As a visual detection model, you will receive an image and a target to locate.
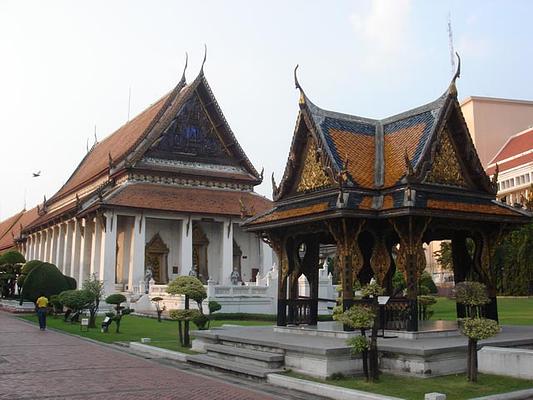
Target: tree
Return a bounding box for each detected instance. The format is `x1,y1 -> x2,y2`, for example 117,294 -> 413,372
105,293 -> 133,333
59,289 -> 94,322
151,297 -> 165,322
20,262 -> 71,303
455,281 -> 500,382
166,276 -> 207,347
82,274 -> 105,328
0,251 -> 25,298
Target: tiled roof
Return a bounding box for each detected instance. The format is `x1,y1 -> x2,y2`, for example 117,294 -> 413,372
0,207 -> 39,251
251,202 -> 331,225
489,127 -> 533,165
24,202 -> 78,233
50,94 -> 172,202
103,183 -> 272,217
302,94 -> 444,190
486,127 -> 533,175
426,199 -> 521,216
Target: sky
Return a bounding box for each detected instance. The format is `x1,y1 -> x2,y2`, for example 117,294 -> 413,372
1,0 -> 532,220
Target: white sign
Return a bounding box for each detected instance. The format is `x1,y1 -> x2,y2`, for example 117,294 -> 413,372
81,318 -> 89,326
377,296 -> 391,305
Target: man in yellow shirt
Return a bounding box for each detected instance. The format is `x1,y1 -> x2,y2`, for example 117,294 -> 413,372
35,294 -> 49,331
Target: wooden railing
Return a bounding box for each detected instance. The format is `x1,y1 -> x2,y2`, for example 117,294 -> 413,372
278,299 -> 318,326
345,298 -> 418,332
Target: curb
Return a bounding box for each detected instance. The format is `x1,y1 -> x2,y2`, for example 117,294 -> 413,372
469,388 -> 533,400
129,342 -> 188,362
266,373 -> 404,400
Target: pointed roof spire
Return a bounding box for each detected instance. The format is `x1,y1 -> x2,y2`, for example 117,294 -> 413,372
180,52 -> 188,84
294,64 -> 306,105
200,44 -> 207,73
448,52 -> 461,97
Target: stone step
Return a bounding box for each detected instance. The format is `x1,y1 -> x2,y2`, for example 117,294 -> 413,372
205,343 -> 284,369
186,354 -> 284,378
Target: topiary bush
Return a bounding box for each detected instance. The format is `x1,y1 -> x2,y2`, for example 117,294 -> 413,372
419,272 -> 438,294
105,293 -> 132,333
21,262 -> 71,303
64,276 -> 77,290
0,250 -> 26,266
58,289 -> 94,317
17,260 -> 44,287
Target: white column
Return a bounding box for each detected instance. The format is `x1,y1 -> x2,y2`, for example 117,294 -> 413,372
62,221 -> 74,275
261,239 -> 273,272
30,235 -> 36,260
45,228 -> 53,262
41,230 -> 47,261
55,224 -> 65,271
90,217 -> 102,277
79,218 -> 93,285
221,218 -> 233,284
129,214 -> 146,292
179,218 -> 193,276
37,232 -> 43,260
101,211 -> 118,295
70,219 -> 82,281
25,236 -> 32,260
50,226 -> 59,266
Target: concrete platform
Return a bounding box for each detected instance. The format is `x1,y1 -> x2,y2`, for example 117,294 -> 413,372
192,323 -> 533,379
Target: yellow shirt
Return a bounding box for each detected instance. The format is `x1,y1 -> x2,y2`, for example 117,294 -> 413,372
36,296 -> 48,308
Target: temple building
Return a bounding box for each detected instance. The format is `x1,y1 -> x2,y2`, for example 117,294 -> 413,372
243,64 -> 532,330
5,61 -> 272,295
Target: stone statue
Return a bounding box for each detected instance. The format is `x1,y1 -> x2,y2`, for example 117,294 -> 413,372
144,267 -> 153,294
230,269 -> 240,285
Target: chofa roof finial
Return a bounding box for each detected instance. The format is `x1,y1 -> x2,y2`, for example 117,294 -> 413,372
200,44 -> 207,72
180,52 -> 188,83
294,64 -> 306,105
449,52 -> 461,96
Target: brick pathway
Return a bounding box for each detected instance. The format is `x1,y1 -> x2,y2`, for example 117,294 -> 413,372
0,312 -> 281,400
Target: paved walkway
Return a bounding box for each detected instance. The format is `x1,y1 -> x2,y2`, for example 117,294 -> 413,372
0,312 -> 282,400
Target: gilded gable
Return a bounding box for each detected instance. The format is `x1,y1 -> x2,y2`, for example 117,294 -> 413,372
296,140 -> 332,192
425,128 -> 468,187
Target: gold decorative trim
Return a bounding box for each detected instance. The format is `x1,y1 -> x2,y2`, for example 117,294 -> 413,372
296,140 -> 332,192
425,128 -> 467,187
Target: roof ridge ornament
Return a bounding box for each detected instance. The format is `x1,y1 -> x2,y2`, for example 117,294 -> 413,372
200,44 -> 207,73
294,64 -> 306,105
271,172 -> 279,198
180,52 -> 188,84
448,52 -> 461,97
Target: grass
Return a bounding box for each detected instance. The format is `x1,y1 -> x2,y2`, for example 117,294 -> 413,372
431,296 -> 533,325
285,371 -> 533,400
20,314 -> 272,354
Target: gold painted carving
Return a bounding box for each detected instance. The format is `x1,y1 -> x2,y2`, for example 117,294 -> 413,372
297,140 -> 332,192
370,234 -> 391,284
425,128 -> 467,187
328,220 -> 364,293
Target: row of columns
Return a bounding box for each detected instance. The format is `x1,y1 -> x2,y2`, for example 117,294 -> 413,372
22,212 -> 240,293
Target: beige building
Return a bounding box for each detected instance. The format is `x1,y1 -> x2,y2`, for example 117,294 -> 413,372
460,96 -> 533,167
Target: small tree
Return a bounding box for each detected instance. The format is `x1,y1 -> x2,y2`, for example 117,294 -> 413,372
105,293 -> 133,333
59,289 -> 94,322
335,304 -> 374,380
166,276 -> 207,347
360,282 -> 384,381
82,274 -> 105,328
169,309 -> 201,346
455,281 -> 500,382
151,296 -> 166,322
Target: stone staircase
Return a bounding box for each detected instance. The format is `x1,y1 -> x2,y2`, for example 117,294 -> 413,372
186,341 -> 285,378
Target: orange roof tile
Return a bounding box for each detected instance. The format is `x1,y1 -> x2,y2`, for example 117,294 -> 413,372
0,207 -> 39,251
426,199 -> 519,216
250,202 -> 330,225
490,127 -> 533,165
104,184 -> 271,217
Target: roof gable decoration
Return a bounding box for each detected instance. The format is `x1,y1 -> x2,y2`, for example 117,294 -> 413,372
295,138 -> 334,193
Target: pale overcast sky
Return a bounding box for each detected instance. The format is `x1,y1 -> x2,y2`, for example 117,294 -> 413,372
1,0 -> 532,219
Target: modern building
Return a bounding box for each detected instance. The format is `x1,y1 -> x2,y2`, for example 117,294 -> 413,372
3,63 -> 273,295
486,127 -> 533,206
460,96 -> 533,167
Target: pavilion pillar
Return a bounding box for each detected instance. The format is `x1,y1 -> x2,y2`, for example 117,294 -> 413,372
369,231 -> 392,286
179,218 -> 193,276
302,237 -> 320,326
473,231 -> 500,322
79,218 -> 93,285
265,234 -> 288,326
451,232 -> 471,319
221,218 -> 233,284
55,224 -> 65,270
129,214 -> 145,293
101,211 -> 118,295
62,221 -> 74,276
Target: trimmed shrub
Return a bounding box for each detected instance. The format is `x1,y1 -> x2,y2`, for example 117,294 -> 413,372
105,293 -> 132,333
17,260 -> 44,287
58,289 -> 94,312
0,251 -> 26,265
419,272 -> 438,294
21,262 -> 70,303
64,276 -> 77,290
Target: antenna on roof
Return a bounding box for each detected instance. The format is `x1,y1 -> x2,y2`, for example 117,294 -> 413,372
94,125 -> 98,145
447,12 -> 455,78
127,86 -> 132,122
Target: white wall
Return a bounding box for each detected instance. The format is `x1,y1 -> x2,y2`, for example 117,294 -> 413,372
233,223 -> 261,282
145,218 -> 181,281
195,220 -> 223,283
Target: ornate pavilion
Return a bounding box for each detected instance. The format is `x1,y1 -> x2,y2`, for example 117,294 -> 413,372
243,63 -> 532,331
9,58 -> 272,295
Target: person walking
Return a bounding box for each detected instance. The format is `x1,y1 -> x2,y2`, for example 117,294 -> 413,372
35,294 -> 49,331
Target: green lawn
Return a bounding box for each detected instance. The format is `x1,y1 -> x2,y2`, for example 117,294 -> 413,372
286,371 -> 533,400
431,296 -> 533,325
20,314 -> 272,354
